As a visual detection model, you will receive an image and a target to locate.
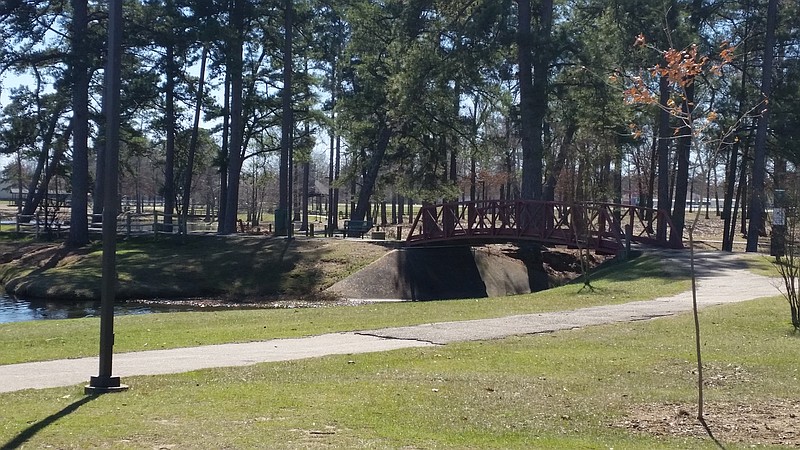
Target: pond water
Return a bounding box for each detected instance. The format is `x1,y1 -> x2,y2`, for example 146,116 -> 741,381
0,295 -> 208,324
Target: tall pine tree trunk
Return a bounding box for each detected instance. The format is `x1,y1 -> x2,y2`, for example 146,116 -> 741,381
656,76 -> 671,242
517,0 -> 551,200
613,141 -> 623,205
746,0 -> 778,251
300,161 -> 309,231
327,69 -> 336,231
352,126 -> 391,222
92,120 -> 105,223
217,69 -> 230,233
333,134 -> 341,226
397,194 -> 404,224
722,142 -> 738,251
516,0 -> 535,199
544,122 -> 575,201
221,0 -> 245,235
67,0 -> 89,246
644,135 -> 657,228
22,105 -> 63,218
180,44 -> 208,231
276,0 -> 293,236
163,42 -> 177,229
671,83 -> 694,247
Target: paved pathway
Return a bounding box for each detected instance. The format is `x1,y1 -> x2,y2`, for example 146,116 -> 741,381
0,251 -> 782,394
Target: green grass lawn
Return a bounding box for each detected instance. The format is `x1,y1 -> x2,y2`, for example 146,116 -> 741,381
1,296 -> 797,449
0,249 -> 792,448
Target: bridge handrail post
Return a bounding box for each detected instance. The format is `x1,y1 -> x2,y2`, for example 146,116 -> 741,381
624,224 -> 632,259
427,203 -> 442,238
628,205 -> 636,236
596,204 -> 605,236
405,204 -> 424,242
467,202 -> 476,234
447,202 -> 458,237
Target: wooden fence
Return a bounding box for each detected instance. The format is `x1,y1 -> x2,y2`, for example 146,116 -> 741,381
2,211 -> 218,238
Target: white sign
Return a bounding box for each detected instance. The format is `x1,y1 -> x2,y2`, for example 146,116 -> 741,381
774,208 -> 785,226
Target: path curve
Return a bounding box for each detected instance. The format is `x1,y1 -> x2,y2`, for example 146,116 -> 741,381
0,251 -> 781,393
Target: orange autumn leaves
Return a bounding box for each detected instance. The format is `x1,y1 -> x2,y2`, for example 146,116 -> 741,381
622,33 -> 736,139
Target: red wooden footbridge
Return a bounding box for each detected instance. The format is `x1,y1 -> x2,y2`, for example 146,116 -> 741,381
405,200 -> 682,253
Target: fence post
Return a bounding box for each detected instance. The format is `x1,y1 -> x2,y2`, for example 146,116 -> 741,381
126,212 -> 132,238
310,223 -> 315,237
153,211 -> 158,235
397,225 -> 402,240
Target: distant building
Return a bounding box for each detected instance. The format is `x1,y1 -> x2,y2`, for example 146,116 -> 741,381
0,180 -> 70,207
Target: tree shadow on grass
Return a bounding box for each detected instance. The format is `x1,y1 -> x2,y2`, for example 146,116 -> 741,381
3,244 -> 101,300
587,254 -> 662,282
1,395 -> 96,450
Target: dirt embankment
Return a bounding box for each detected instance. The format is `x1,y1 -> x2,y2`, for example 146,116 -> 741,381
0,237 -> 394,302
0,237 -> 606,303
327,244 -> 610,301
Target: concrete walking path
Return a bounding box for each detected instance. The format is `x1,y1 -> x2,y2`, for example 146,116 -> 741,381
0,251 -> 782,394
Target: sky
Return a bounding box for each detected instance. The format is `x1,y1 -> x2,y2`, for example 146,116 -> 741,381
0,72 -> 33,170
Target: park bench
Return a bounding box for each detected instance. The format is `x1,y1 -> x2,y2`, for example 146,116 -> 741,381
343,219 -> 373,238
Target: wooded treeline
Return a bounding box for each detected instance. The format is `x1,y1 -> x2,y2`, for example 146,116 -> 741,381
0,0 -> 797,250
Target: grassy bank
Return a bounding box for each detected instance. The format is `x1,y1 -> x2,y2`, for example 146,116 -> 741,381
0,233 -> 390,300
0,254 -> 694,365
1,296 -> 797,449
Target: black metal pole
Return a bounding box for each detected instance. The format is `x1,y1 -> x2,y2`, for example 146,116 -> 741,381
86,0 -> 127,394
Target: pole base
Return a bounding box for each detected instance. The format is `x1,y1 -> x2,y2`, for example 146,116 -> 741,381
85,376 -> 129,395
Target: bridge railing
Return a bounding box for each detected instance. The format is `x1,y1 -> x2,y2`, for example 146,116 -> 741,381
405,200 -> 681,252
581,202 -> 681,248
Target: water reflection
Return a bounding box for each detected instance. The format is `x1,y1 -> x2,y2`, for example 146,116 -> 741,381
0,295 -> 205,324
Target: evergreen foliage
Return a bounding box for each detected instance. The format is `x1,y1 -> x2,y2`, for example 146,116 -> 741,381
0,0 -> 795,245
